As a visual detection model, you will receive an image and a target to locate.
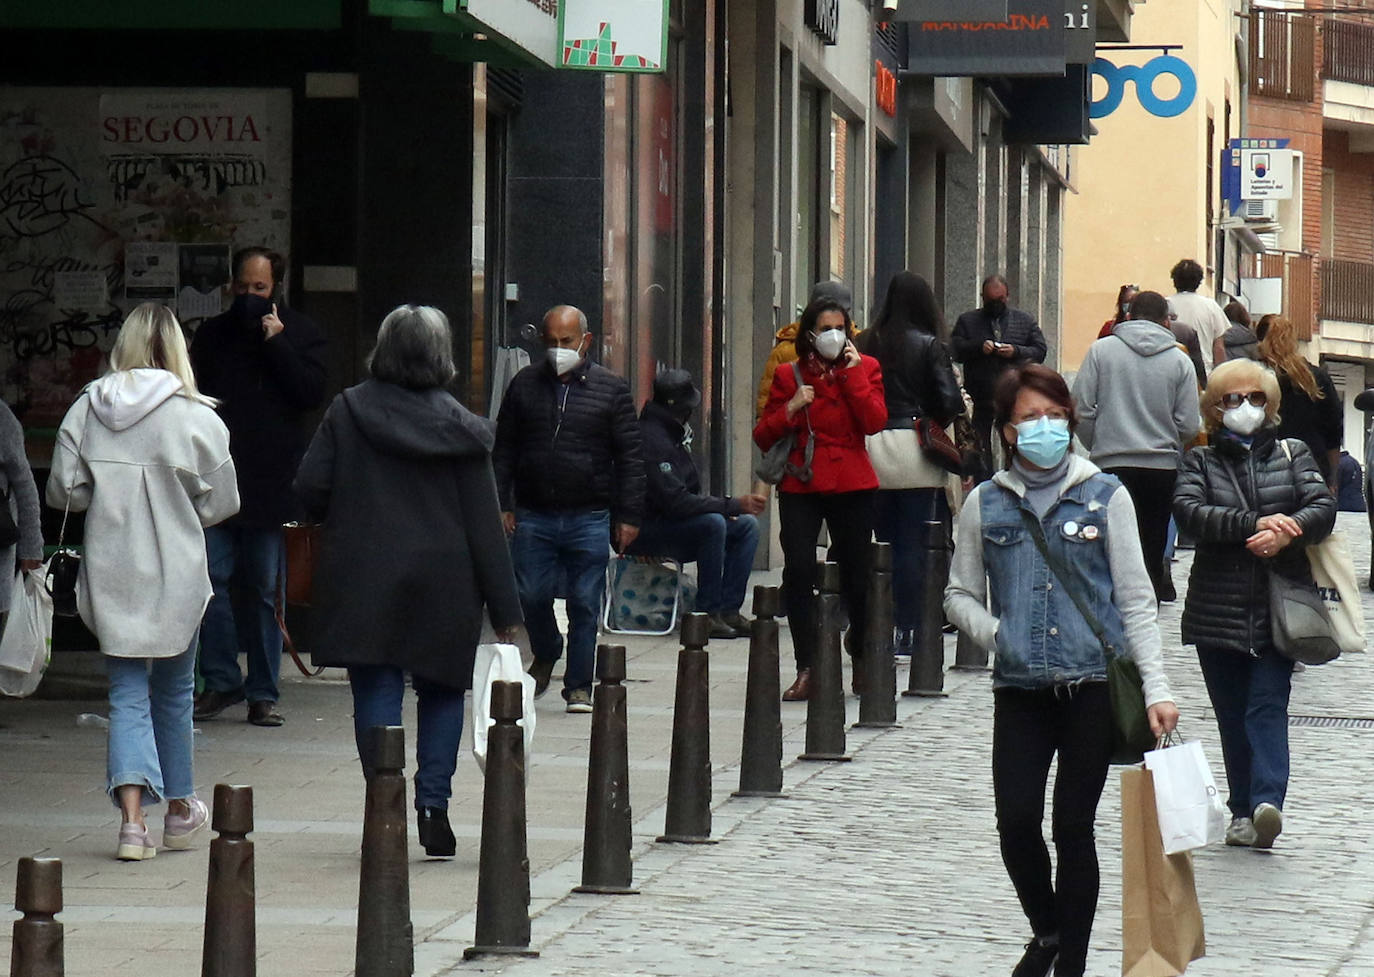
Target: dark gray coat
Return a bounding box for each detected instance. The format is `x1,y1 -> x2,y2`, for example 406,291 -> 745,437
293,380 -> 523,688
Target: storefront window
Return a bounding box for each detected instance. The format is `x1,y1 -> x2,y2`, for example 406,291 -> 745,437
795,87 -> 820,318
602,74 -> 631,379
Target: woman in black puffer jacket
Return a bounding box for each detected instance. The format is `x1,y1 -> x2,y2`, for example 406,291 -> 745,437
1173,359 -> 1335,853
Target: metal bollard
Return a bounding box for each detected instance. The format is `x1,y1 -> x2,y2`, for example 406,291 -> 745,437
574,645 -> 638,894
356,726 -> 413,977
857,542 -> 899,728
733,586 -> 785,797
657,613 -> 716,843
905,519 -> 951,698
11,856 -> 62,977
465,681 -> 538,959
203,784 -> 256,977
800,562 -> 851,761
952,627 -> 990,671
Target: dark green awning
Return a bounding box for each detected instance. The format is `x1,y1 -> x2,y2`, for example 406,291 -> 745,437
1,0 -> 342,30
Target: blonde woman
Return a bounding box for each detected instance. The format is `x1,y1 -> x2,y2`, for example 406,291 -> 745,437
1173,359 -> 1335,850
1257,314 -> 1342,489
48,303 -> 239,860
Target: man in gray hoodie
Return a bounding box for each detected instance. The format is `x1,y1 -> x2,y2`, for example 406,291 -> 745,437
1072,290 -> 1200,601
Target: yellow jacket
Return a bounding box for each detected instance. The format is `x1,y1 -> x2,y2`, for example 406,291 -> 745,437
755,321 -> 799,416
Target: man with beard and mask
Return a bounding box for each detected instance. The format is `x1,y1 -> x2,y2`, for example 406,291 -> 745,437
627,369 -> 765,640
951,275 -> 1047,479
493,305 -> 644,713
189,247 -> 327,727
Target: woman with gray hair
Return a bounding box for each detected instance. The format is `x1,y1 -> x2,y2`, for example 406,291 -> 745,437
1173,358 -> 1336,851
293,305 -> 524,857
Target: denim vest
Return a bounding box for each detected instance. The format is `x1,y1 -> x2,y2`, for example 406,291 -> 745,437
979,472 -> 1125,690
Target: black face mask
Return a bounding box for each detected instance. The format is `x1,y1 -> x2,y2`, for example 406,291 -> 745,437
231,292 -> 273,322
983,299 -> 1007,319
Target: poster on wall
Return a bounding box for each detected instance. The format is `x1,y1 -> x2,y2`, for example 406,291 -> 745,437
559,0 -> 668,73
0,86 -> 290,428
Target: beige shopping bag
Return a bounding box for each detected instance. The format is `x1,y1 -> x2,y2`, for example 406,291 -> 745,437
1121,768 -> 1206,976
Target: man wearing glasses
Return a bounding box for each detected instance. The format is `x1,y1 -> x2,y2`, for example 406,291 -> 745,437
1072,290 -> 1201,602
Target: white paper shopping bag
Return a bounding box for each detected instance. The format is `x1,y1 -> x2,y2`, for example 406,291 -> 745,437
1143,740 -> 1228,855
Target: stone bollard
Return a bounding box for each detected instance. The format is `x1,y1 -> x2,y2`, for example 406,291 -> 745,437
11,856 -> 62,977
904,520 -> 951,698
857,542 -> 899,728
203,784 -> 256,977
465,681 -> 538,959
574,644 -> 638,894
356,726 -> 413,977
656,613 -> 717,843
952,627 -> 990,671
733,586 -> 785,798
800,563 -> 851,761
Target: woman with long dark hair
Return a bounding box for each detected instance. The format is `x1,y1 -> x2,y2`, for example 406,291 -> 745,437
1096,284 -> 1138,339
754,296 -> 887,700
857,271 -> 964,655
1257,315 -> 1342,489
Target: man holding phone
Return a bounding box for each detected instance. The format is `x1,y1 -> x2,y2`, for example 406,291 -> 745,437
951,274 -> 1048,479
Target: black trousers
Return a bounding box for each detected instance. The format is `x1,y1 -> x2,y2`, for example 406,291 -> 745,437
992,683 -> 1112,977
1103,466 -> 1177,600
777,490 -> 875,671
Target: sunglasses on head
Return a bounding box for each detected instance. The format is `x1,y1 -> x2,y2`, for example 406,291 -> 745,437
1220,391 -> 1267,409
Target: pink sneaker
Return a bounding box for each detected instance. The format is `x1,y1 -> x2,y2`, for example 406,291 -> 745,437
163,797 -> 209,851
116,822 -> 157,861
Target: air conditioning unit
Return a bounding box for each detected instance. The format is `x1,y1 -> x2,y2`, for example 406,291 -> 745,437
1257,230 -> 1281,251
1244,198 -> 1279,222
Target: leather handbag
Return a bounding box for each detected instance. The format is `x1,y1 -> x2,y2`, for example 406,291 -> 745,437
282,522 -> 318,607
1018,508 -> 1156,765
755,362 -> 813,485
914,416 -> 965,475
1268,568 -> 1341,665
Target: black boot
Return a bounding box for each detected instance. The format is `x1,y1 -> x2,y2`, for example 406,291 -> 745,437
417,806 -> 456,857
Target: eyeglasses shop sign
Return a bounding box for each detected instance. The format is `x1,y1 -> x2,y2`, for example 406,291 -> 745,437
806,0 -> 839,45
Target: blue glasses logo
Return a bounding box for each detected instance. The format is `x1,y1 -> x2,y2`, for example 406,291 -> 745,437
1091,55 -> 1198,119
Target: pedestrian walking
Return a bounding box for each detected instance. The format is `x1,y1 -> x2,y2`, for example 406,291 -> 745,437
754,295 -> 887,701
856,271 -> 964,656
626,368 -> 764,639
1095,283 -> 1138,339
951,275 -> 1047,481
0,397 -> 45,595
944,364 -> 1179,977
1217,301 -> 1260,364
1173,358 -> 1336,851
494,305 -> 644,714
1166,258 -> 1228,374
293,305 -> 523,857
1073,290 -> 1200,601
190,246 -> 328,727
48,303 -> 240,861
755,281 -> 854,417
1257,314 -> 1342,490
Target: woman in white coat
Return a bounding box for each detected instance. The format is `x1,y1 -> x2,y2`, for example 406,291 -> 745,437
48,303 -> 239,861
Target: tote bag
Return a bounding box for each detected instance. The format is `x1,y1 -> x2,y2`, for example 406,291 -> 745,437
1305,532 -> 1365,654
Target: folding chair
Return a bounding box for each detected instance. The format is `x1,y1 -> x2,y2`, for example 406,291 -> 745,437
602,553 -> 685,636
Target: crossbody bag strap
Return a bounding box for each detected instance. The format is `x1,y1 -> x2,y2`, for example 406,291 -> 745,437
1016,506 -> 1119,659
788,361 -> 815,475
56,396 -> 93,549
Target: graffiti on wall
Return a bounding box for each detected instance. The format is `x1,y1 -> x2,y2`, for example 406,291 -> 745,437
0,87 -> 291,427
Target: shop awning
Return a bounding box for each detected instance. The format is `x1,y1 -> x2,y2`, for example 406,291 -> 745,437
1,0 -> 342,30
369,0 -> 557,68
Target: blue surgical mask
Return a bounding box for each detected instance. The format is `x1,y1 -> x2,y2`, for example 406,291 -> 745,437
1013,416 -> 1071,469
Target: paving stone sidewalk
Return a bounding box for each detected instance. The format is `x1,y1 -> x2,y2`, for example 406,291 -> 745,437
440,512 -> 1374,977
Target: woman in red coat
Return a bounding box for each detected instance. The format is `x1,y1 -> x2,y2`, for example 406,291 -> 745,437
754,296 -> 888,700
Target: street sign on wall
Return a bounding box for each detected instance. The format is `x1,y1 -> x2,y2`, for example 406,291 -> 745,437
559,0 -> 668,73
903,0 -> 1071,76
1241,148 -> 1295,200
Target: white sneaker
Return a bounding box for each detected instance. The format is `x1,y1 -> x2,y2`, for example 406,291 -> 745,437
1225,816 -> 1257,847
163,796 -> 210,851
116,822 -> 157,861
1252,803 -> 1283,849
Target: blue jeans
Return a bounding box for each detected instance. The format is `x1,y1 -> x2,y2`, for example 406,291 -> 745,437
1197,645 -> 1294,817
106,636 -> 198,808
200,525 -> 284,704
348,666 -> 466,810
628,512 -> 759,614
873,488 -> 951,633
512,508 -> 611,696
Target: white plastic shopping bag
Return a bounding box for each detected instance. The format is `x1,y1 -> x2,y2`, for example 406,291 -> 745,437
1142,739 -> 1228,854
471,642 -> 536,776
0,568 -> 54,698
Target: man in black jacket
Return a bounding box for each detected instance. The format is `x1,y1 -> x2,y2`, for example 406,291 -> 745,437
950,275 -> 1047,478
190,247 -> 327,726
494,305 -> 644,713
628,370 -> 765,640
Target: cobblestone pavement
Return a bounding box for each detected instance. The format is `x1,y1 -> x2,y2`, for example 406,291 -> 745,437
441,513 -> 1374,977
3,515 -> 1373,976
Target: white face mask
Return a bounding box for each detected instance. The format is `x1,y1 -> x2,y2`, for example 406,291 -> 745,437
812,328 -> 847,361
547,339 -> 585,376
1221,401 -> 1266,436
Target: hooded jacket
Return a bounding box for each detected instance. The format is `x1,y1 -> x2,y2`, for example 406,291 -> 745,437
756,321 -> 800,417
293,380 -> 522,687
1072,319 -> 1201,471
639,400 -> 741,521
47,370 -> 239,658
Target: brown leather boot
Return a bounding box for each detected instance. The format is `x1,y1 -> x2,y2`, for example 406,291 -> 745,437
782,668 -> 812,701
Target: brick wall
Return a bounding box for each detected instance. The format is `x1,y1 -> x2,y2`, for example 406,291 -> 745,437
1324,129 -> 1374,262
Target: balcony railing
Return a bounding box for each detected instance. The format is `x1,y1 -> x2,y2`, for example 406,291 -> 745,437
1322,258 -> 1374,325
1243,250 -> 1316,340
1249,10 -> 1316,102
1322,18 -> 1374,87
